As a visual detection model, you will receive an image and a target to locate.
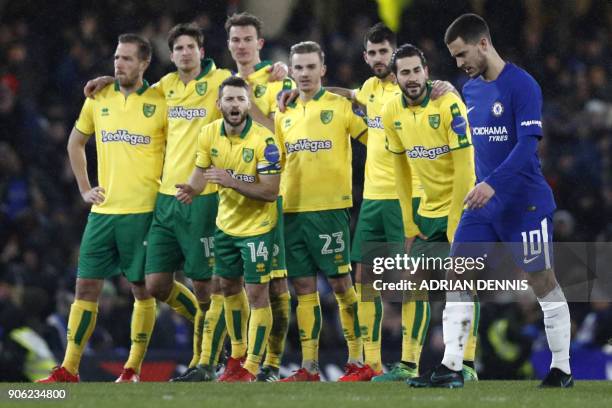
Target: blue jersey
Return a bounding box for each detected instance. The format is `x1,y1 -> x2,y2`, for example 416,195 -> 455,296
463,63 -> 555,217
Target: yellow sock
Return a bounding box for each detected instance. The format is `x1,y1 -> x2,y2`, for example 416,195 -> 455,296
401,299 -> 430,366
124,298 -> 156,373
62,299 -> 98,375
224,289 -> 249,359
296,293 -> 321,367
164,281 -> 197,322
199,294 -> 227,366
243,305 -> 273,375
263,291 -> 290,368
334,287 -> 362,363
188,301 -> 210,368
356,283 -> 383,371
463,296 -> 480,363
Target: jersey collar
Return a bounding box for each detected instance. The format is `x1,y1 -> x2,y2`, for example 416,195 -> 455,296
114,79 -> 150,95
253,60 -> 272,72
287,87 -> 325,109
220,115 -> 253,139
195,58 -> 215,80
401,81 -> 431,109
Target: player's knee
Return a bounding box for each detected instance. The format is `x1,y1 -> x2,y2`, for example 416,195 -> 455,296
269,278 -> 288,297
145,274 -> 172,301
75,278 -> 103,301
130,281 -> 153,301
291,277 -> 316,295
329,274 -> 352,294
526,268 -> 558,298
246,283 -> 270,308
192,279 -> 212,302
219,277 -> 242,296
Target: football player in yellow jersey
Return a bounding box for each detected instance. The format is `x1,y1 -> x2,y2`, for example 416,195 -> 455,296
224,12 -> 293,382
83,23 -> 287,383
38,35 -> 166,384
275,42 -> 368,382
382,44 -> 479,385
176,76 -> 282,382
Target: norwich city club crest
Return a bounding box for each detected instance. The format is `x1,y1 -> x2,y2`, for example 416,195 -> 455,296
320,110 -> 333,124
242,148 -> 254,163
428,114 -> 440,129
143,103 -> 156,117
196,82 -> 208,96
254,84 -> 267,98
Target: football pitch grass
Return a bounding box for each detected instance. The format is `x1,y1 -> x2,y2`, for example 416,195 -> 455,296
1,381 -> 610,408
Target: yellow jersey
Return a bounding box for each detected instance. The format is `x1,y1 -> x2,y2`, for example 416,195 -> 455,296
356,76 -> 423,199
155,58 -> 232,196
383,85 -> 475,219
195,117 -> 282,237
275,88 -> 368,212
243,60 -> 294,116
75,81 -> 166,214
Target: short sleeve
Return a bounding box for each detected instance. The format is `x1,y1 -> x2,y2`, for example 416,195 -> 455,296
381,101 -> 404,154
354,85 -> 367,106
514,74 -> 543,139
440,94 -> 472,150
195,125 -> 213,169
346,101 -> 368,141
256,135 -> 281,175
74,98 -> 95,135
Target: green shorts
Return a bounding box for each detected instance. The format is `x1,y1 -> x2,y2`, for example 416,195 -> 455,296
411,201 -> 449,260
271,197 -> 287,279
284,209 -> 351,279
351,199 -> 404,262
145,193 -> 218,280
78,212 -> 152,282
214,228 -> 275,284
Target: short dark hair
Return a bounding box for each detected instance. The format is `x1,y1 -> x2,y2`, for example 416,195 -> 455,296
289,41 -> 325,64
118,33 -> 152,61
167,23 -> 204,51
224,12 -> 263,38
363,22 -> 396,49
218,76 -> 249,97
390,43 -> 427,74
444,13 -> 491,45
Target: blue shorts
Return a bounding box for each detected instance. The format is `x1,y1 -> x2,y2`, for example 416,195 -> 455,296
450,209 -> 554,273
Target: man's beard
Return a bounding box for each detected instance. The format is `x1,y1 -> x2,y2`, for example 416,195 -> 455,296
372,64 -> 391,79
222,110 -> 248,127
400,82 -> 426,101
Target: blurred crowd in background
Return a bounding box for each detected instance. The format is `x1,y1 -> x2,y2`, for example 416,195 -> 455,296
1,0 -> 611,380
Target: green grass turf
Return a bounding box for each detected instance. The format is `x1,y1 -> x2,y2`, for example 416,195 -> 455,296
1,381 -> 610,408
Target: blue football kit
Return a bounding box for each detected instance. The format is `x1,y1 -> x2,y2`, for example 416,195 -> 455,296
451,63 -> 556,272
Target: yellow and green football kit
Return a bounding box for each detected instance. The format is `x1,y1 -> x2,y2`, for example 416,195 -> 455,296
241,61 -> 295,371
145,59 -> 232,279
241,60 -> 294,281
196,116 -> 281,375
63,81 -> 166,377
383,83 -> 479,373
275,87 -> 367,366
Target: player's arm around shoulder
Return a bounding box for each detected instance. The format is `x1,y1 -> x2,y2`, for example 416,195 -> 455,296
345,97 -> 368,145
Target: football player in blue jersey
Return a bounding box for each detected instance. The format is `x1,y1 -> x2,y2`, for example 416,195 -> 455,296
407,13 -> 572,388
